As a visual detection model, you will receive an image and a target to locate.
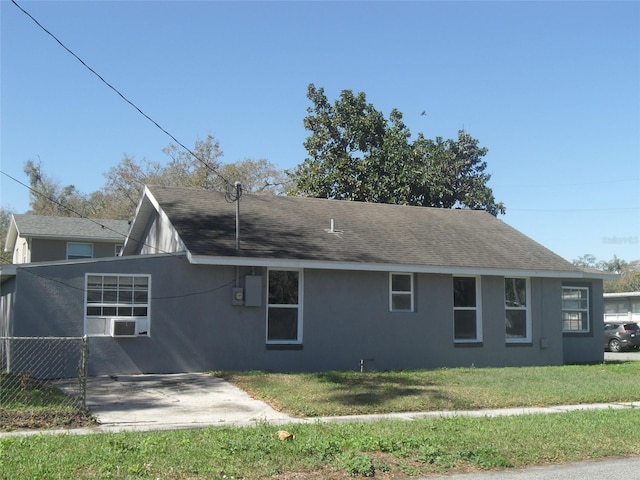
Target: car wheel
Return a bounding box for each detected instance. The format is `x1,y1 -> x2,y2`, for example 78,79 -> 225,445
609,338 -> 622,353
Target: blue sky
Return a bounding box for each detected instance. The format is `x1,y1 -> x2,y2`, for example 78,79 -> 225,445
1,0 -> 639,263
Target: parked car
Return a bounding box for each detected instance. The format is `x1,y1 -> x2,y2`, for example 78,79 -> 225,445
604,322 -> 640,352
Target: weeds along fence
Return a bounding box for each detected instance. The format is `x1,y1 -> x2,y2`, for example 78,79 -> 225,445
0,336 -> 89,410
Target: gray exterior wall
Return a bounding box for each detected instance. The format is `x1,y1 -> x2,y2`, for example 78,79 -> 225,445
28,238 -> 122,263
562,281 -> 604,364
1,256 -> 604,376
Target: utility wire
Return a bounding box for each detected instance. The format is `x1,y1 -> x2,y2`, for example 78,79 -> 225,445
0,170 -> 182,258
10,0 -> 236,195
5,0 -> 249,301
492,177 -> 640,190
1,170 -> 244,300
4,256 -> 239,302
509,207 -> 639,213
1,170 -> 130,240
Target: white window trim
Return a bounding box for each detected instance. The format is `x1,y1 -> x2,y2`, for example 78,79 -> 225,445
67,242 -> 94,260
562,286 -> 590,333
505,277 -> 532,343
84,273 -> 151,337
453,275 -> 483,343
389,272 -> 414,312
266,268 -> 303,344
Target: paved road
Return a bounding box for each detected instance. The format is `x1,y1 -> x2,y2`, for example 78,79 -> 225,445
424,456 -> 640,479
604,350 -> 640,361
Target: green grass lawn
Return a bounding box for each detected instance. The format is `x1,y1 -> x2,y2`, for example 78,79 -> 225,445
216,362 -> 640,416
0,373 -> 94,431
2,409 -> 640,479
2,362 -> 640,479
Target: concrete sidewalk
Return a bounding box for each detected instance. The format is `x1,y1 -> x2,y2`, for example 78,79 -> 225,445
1,372 -> 639,437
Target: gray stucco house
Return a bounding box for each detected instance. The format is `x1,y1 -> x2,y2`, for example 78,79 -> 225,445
1,185 -> 609,375
4,214 -> 129,264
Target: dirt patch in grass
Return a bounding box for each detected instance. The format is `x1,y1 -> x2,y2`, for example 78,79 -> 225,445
0,409 -> 97,432
271,453 -> 480,479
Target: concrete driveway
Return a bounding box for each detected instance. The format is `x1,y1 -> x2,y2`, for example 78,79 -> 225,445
84,373 -> 292,432
66,352 -> 639,434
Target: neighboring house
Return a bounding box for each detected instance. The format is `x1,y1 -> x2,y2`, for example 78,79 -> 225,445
3,214 -> 129,264
604,292 -> 640,324
0,185 -> 611,376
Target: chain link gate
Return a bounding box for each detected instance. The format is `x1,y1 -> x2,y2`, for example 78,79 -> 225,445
0,336 -> 89,411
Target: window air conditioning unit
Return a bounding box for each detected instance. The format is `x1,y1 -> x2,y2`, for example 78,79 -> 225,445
110,319 -> 137,337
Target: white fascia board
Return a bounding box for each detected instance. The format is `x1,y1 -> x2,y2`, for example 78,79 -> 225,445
3,217 -> 19,253
603,291 -> 640,298
122,187 -> 157,254
187,253 -> 604,279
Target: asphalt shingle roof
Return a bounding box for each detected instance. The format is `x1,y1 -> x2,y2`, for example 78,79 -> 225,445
13,214 -> 129,241
147,185 -> 582,274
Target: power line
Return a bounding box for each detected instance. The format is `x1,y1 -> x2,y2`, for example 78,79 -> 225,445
1,170 -> 128,240
0,169 -> 245,300
10,0 -> 236,194
1,170 -> 182,258
509,207 -> 639,213
0,170 -> 248,300
6,256 -> 239,302
491,177 -> 640,190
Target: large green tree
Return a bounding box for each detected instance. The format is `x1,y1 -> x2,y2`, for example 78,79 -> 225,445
289,84 -> 505,216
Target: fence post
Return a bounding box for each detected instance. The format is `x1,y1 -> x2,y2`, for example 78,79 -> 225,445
4,337 -> 11,374
79,335 -> 89,411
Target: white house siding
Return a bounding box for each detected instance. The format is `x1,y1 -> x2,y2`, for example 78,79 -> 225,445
604,293 -> 640,325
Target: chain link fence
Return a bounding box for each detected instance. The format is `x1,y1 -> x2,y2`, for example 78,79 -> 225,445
0,336 -> 88,411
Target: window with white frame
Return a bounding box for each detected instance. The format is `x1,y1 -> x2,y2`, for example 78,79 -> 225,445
505,277 -> 531,342
453,276 -> 481,342
390,273 -> 413,312
562,286 -> 590,332
85,274 -> 150,336
267,269 -> 302,343
67,242 -> 93,260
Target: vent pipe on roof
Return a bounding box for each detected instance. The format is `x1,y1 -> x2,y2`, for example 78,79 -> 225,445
325,218 -> 343,235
